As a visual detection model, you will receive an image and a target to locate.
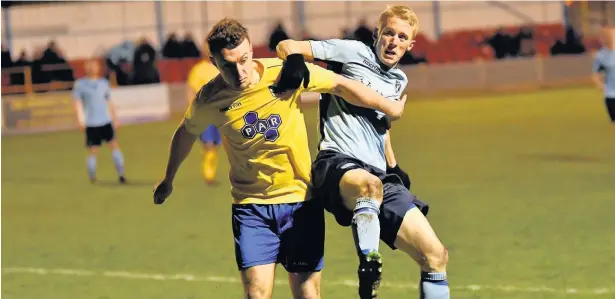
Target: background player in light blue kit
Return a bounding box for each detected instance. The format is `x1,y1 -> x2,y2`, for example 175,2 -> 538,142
277,5 -> 449,299
72,60 -> 126,184
592,25 -> 615,125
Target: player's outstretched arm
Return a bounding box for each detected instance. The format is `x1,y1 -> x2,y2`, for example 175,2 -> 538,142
276,40 -> 315,61
331,75 -> 407,120
153,121 -> 197,204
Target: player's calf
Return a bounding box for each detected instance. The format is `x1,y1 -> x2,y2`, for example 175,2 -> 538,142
394,208 -> 450,299
339,169 -> 384,255
339,169 -> 385,298
86,146 -> 99,183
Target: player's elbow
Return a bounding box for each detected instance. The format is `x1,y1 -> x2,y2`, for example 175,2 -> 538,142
330,76 -> 349,97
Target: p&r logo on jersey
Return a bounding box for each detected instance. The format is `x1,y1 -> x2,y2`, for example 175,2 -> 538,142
240,111 -> 282,142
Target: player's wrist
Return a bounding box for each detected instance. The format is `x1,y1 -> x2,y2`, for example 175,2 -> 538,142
286,53 -> 305,66
386,164 -> 400,172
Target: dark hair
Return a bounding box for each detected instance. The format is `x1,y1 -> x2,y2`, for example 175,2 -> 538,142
207,18 -> 250,54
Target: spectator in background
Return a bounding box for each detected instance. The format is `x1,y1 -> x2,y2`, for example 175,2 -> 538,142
268,21 -> 289,51
486,28 -> 514,59
105,40 -> 135,86
41,40 -> 74,83
10,50 -> 30,86
162,33 -> 183,58
1,44 -> 12,69
551,26 -> 586,56
132,37 -> 159,85
354,18 -> 374,46
341,27 -> 354,40
182,32 -> 201,58
515,26 -> 536,57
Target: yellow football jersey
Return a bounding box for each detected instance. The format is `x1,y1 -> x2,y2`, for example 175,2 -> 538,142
187,60 -> 220,93
184,58 -> 336,205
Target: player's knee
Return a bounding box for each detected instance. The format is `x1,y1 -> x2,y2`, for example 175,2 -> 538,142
423,246 -> 449,273
359,176 -> 383,200
289,272 -> 321,299
245,283 -> 272,299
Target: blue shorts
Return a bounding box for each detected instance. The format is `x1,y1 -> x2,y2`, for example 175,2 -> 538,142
200,125 -> 221,145
231,201 -> 325,272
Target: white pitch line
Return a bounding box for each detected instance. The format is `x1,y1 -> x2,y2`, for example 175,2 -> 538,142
2,267 -> 612,295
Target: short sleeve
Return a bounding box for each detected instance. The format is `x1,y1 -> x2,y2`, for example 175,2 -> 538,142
309,39 -> 370,64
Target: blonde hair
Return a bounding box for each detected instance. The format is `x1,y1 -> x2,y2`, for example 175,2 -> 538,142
377,5 -> 420,39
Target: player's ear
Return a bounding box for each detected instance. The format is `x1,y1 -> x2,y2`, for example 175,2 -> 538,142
407,40 -> 416,52
372,27 -> 378,47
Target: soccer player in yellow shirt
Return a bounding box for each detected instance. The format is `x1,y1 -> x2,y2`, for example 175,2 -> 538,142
153,18 -> 406,299
186,58 -> 221,184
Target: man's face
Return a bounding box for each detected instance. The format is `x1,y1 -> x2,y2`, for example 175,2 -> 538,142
211,39 -> 254,90
375,16 -> 416,68
86,60 -> 100,77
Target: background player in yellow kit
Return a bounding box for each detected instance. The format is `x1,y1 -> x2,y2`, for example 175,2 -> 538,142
186,55 -> 221,184
153,18 -> 406,299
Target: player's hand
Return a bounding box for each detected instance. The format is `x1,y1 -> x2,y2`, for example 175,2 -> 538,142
387,94 -> 407,121
270,53 -> 310,94
153,179 -> 173,205
387,164 -> 411,190
113,119 -> 121,129
275,40 -> 291,61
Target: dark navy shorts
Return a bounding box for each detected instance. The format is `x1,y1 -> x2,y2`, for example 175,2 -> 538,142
200,124 -> 221,145
231,200 -> 325,272
85,122 -> 115,147
311,150 -> 429,250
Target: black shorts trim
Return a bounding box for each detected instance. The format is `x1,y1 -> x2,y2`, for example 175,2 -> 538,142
311,150 -> 429,249
85,123 -> 115,147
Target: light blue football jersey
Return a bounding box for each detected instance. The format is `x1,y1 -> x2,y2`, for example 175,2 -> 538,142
310,39 -> 407,171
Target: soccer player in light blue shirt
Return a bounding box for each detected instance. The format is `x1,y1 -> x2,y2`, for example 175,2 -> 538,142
277,5 -> 450,299
592,25 -> 615,124
72,60 -> 126,183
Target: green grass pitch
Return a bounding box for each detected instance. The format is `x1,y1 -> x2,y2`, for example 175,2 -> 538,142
2,87 -> 615,299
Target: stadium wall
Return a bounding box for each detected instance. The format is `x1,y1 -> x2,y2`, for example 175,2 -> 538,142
4,1 -> 563,60
1,54 -> 593,136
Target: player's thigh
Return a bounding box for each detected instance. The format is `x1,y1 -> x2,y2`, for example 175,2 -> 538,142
393,207 -> 448,273
103,123 -> 115,140
232,204 -> 280,272
280,201 -> 325,273
280,201 -> 324,299
240,264 -> 277,299
85,126 -> 103,149
338,169 -> 384,210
